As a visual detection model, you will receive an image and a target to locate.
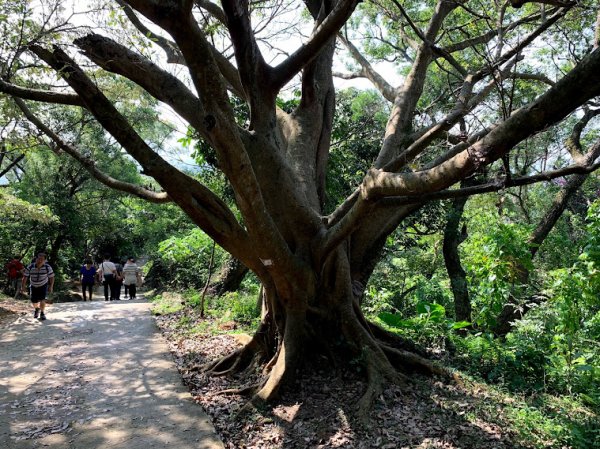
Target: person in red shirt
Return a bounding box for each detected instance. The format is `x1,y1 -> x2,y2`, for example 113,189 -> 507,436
5,255 -> 24,296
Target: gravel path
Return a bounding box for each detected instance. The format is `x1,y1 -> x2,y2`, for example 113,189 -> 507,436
0,293 -> 224,449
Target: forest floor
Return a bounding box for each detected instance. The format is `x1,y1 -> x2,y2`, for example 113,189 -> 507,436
150,293 -> 596,449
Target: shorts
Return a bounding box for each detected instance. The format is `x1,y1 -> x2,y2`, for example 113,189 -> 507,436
30,285 -> 48,303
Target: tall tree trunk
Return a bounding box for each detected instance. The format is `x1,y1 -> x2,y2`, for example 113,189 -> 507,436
48,233 -> 65,272
443,186 -> 471,322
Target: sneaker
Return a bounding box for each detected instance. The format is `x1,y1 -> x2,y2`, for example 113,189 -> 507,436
39,313 -> 46,321
33,308 -> 40,319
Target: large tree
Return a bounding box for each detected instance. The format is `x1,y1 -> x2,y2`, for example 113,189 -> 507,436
2,0 -> 600,418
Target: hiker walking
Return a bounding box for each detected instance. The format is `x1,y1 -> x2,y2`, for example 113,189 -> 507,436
22,252 -> 54,321
122,256 -> 142,300
97,254 -> 117,301
80,259 -> 96,301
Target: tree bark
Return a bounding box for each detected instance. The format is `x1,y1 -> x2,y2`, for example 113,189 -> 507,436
443,184 -> 471,323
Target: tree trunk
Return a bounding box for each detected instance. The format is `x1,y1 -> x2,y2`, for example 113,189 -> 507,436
211,256 -> 249,296
443,186 -> 471,323
48,233 -> 65,271
201,245 -> 446,421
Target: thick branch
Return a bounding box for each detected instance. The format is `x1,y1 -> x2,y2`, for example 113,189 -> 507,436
114,1 -> 245,97
195,0 -> 227,25
0,78 -> 84,106
12,97 -> 170,203
390,8 -> 567,172
378,158 -> 600,207
376,0 -> 458,167
121,1 -> 299,277
115,0 -> 184,64
327,46 -> 600,250
220,0 -> 270,106
73,34 -> 211,140
390,58 -> 519,173
28,44 -> 254,262
269,0 -> 361,91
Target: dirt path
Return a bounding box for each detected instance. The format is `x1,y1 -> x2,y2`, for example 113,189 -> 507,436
0,292 -> 224,449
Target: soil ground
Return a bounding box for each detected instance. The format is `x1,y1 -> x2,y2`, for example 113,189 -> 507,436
153,305 -> 527,449
0,293 -> 223,449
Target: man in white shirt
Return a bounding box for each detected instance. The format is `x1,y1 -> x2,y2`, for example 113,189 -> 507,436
97,254 -> 117,301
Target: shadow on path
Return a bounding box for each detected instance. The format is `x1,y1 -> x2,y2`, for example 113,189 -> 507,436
0,293 -> 223,449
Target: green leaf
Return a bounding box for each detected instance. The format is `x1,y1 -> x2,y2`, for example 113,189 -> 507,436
451,321 -> 471,330
378,312 -> 410,328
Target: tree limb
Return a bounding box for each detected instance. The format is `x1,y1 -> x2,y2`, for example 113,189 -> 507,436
0,78 -> 84,107
114,0 -> 245,98
28,43 -> 253,259
12,97 -> 171,203
114,0 -> 184,64
269,0 -> 361,91
324,46 -> 600,254
376,0 -> 459,167
73,34 -> 211,140
378,156 -> 600,207
509,0 -> 575,8
194,0 -> 227,25
120,1 -> 299,276
337,34 -> 396,102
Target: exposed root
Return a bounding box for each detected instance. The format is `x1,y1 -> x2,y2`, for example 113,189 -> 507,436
201,347 -> 245,375
253,308 -> 306,403
381,344 -> 450,379
215,383 -> 260,396
200,320 -> 273,375
341,308 -> 412,423
262,344 -> 281,375
356,354 -> 386,426
368,321 -> 429,357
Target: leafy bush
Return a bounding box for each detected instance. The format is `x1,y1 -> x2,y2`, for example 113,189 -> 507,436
462,215 -> 534,329
207,290 -> 260,328
376,301 -> 469,350
146,228 -> 227,291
